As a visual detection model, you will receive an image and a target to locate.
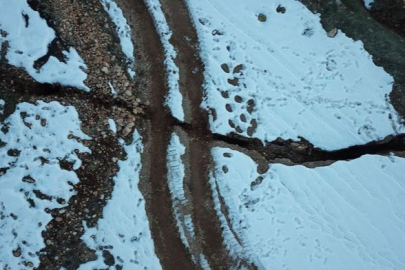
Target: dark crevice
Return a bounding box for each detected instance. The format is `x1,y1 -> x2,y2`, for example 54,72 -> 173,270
170,113 -> 405,165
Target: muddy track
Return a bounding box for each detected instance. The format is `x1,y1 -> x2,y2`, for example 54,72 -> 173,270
157,0 -> 254,268
120,0 -> 196,268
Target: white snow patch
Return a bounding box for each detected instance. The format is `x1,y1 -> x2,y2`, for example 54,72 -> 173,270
0,99 -> 4,114
185,0 -> 404,150
0,101 -> 90,269
145,0 -> 184,121
108,81 -> 117,95
108,118 -> 117,133
80,130 -> 161,270
100,0 -> 135,75
211,147 -> 405,270
0,0 -> 89,91
167,133 -> 211,269
364,0 -> 375,9
127,67 -> 136,79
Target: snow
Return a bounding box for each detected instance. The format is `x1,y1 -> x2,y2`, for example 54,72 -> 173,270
0,99 -> 4,114
80,130 -> 161,270
0,0 -> 89,91
185,0 -> 404,150
108,118 -> 117,133
364,0 -> 375,9
167,133 -> 211,269
108,81 -> 117,95
145,0 -> 184,121
211,147 -> 405,270
0,101 -> 90,269
100,0 -> 135,76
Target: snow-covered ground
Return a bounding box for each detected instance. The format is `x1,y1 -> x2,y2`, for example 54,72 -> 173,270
145,0 -> 184,121
0,0 -> 89,91
167,133 -> 210,269
185,0 -> 404,150
0,101 -> 90,269
80,131 -> 161,270
211,147 -> 405,270
100,0 -> 136,78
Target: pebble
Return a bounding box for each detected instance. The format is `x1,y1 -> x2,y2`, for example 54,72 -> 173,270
101,67 -> 109,74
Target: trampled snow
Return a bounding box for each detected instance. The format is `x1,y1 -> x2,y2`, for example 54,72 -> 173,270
145,0 -> 184,121
80,130 -> 161,270
0,0 -> 89,91
211,147 -> 405,270
100,0 -> 135,77
185,0 -> 404,150
0,101 -> 90,269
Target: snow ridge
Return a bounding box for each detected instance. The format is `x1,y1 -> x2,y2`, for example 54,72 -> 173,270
167,133 -> 211,269
144,0 -> 184,121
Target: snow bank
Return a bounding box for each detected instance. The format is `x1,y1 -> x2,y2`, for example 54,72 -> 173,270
145,0 -> 184,121
167,133 -> 211,269
0,0 -> 89,91
211,147 -> 405,270
80,131 -> 161,270
185,0 -> 404,150
100,0 -> 135,77
0,101 -> 90,269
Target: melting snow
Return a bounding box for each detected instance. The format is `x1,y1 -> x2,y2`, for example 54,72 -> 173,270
185,0 -> 404,150
0,101 -> 90,269
0,0 -> 89,91
80,130 -> 161,270
167,133 -> 211,269
100,0 -> 135,76
211,147 -> 405,270
145,0 -> 184,121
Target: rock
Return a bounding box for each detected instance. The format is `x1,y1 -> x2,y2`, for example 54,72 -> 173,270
101,67 -> 109,74
327,28 -> 338,38
122,126 -> 132,137
13,249 -> 21,257
55,217 -> 63,222
125,90 -> 132,96
133,107 -> 142,114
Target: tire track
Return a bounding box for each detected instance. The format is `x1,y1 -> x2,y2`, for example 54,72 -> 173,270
158,0 -> 256,268
117,0 -> 196,268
